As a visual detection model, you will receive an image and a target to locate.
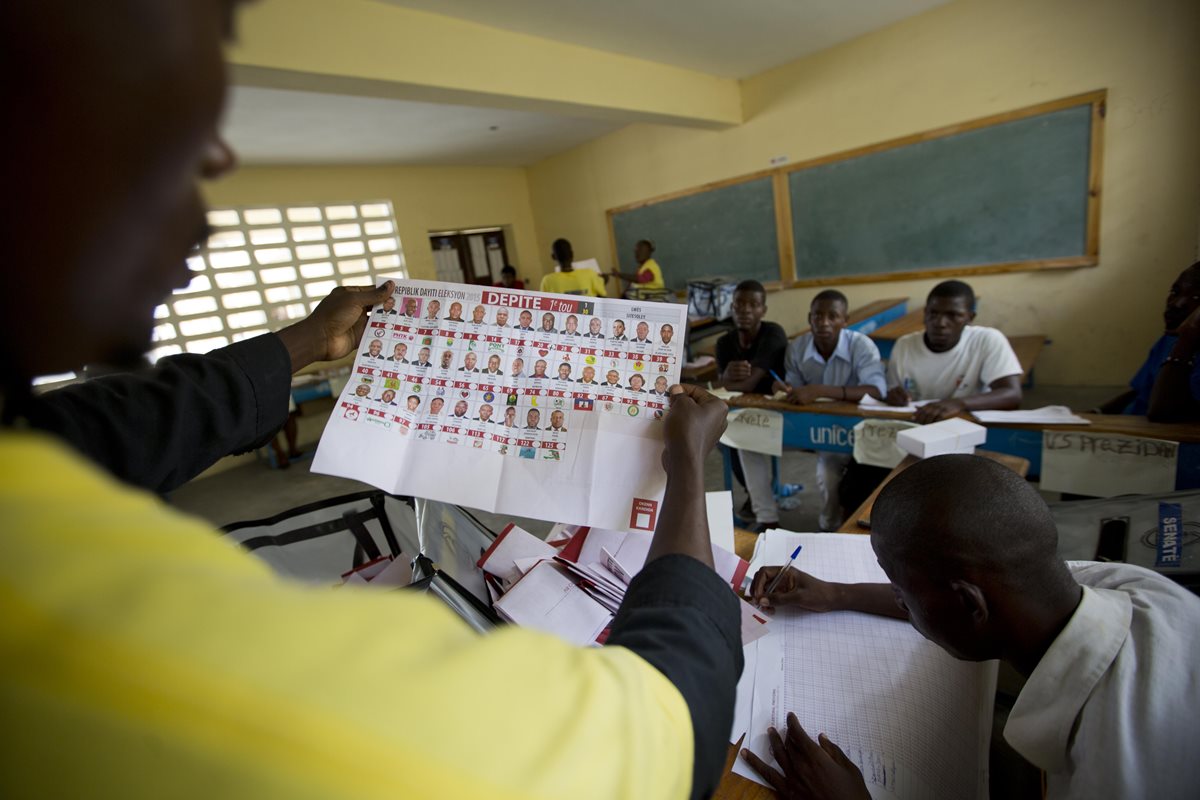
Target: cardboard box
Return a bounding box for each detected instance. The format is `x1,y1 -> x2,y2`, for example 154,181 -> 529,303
896,417 -> 987,459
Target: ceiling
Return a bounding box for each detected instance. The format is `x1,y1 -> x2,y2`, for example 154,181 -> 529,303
380,0 -> 952,79
221,86 -> 623,166
224,0 -> 953,165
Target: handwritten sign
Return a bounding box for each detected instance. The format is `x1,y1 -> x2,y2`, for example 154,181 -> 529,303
1040,431 -> 1178,497
720,408 -> 783,457
852,418 -> 919,469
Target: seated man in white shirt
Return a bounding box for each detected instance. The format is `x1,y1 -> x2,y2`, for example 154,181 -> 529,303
886,280 -> 1022,423
746,455 -> 1200,800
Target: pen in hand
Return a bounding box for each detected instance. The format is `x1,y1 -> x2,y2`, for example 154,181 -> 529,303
769,370 -> 791,394
763,544 -> 803,598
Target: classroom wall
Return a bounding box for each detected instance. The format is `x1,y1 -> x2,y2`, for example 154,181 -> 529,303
525,0 -> 1200,386
204,164 -> 542,284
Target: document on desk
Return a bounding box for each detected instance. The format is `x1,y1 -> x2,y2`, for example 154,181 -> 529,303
737,532 -> 996,799
858,395 -> 937,415
971,405 -> 1091,424
312,279 -> 687,532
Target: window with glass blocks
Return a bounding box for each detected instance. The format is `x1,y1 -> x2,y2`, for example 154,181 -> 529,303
148,201 -> 408,363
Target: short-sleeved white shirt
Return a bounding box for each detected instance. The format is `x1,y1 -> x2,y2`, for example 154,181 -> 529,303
1005,562 -> 1200,799
885,325 -> 1021,400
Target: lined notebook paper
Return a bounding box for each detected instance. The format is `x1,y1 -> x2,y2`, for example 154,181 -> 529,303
738,532 -> 996,799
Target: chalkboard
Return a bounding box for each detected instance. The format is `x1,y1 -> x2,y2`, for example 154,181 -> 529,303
789,102 -> 1096,282
609,176 -> 780,291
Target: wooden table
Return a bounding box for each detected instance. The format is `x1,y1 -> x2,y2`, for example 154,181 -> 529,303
836,451 -> 1031,533
724,395 -> 1200,489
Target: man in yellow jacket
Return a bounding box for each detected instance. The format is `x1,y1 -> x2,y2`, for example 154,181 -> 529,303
0,2 -> 741,798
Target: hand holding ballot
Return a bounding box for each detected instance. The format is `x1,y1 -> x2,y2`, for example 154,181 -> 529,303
276,281 -> 397,370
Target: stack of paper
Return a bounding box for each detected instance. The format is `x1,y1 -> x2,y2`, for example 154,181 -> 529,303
736,531 -> 997,799
859,395 -> 937,414
477,517 -> 769,647
971,405 -> 1091,424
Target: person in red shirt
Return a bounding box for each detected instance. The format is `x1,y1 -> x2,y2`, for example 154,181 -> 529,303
494,265 -> 525,290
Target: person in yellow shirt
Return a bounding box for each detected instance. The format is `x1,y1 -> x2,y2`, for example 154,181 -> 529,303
609,239 -> 666,295
0,3 -> 741,799
539,238 -> 607,297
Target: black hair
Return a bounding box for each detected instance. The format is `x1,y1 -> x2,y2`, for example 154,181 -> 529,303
734,279 -> 766,298
551,238 -> 573,263
501,265 -> 516,276
811,289 -> 848,309
928,280 -> 976,311
636,239 -> 655,252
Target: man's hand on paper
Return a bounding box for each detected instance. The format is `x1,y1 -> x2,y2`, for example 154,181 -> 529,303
784,385 -> 826,406
749,567 -> 837,612
277,281 -> 395,371
913,397 -> 966,424
885,385 -> 911,407
662,384 -> 728,469
741,712 -> 871,800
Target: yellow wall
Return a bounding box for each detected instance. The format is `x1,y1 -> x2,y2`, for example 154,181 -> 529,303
526,0 -> 1200,385
204,164 -> 542,284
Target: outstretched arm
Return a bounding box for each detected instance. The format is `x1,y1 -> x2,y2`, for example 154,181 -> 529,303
748,566 -> 908,620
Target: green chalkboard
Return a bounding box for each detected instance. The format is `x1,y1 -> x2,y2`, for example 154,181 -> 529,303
789,103 -> 1095,281
610,177 -> 779,292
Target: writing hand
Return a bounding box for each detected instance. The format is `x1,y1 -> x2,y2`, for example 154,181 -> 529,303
786,385 -> 824,405
749,567 -> 837,611
741,713 -> 871,800
885,386 -> 911,406
914,398 -> 966,424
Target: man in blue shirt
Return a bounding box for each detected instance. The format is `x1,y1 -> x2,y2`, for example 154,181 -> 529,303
1099,262 -> 1200,422
743,290 -> 886,532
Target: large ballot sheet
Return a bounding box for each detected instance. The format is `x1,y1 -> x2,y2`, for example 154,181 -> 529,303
312,280 -> 688,531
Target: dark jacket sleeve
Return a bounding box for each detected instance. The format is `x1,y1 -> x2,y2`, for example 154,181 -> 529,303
606,554 -> 743,800
26,334 -> 293,494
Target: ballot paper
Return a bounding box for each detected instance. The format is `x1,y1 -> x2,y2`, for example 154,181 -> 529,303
476,523 -> 557,589
971,405 -> 1091,424
858,394 -> 937,415
738,532 -> 996,799
492,560 -> 612,646
312,280 -> 687,531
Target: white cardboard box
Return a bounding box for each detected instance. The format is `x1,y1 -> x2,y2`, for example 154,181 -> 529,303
896,417 -> 987,459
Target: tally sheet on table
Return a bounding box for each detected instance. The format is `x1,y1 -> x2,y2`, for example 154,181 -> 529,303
858,395 -> 937,415
736,532 -> 997,799
313,280 -> 687,532
971,405 -> 1090,424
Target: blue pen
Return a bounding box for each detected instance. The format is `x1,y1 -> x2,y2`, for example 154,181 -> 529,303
769,369 -> 789,388
764,544 -> 802,596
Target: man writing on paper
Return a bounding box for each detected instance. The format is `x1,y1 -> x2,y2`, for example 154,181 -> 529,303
753,290 -> 886,532
2,4 -> 743,800
1097,261 -> 1200,422
746,456 -> 1200,799
885,280 -> 1022,423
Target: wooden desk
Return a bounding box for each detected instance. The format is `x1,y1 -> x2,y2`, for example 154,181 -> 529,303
725,394 -> 1200,489
837,451 -> 1031,533
1007,334 -> 1047,387
867,307 -> 924,358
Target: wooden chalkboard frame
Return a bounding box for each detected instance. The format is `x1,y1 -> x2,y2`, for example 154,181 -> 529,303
604,90 -> 1105,289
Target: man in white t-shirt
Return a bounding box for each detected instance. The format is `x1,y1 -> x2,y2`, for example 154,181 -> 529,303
886,280 -> 1022,423
745,455 -> 1200,800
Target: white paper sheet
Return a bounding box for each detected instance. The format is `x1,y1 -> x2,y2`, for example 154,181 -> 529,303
312,280 -> 687,531
733,532 -> 996,799
478,523 -> 557,588
492,561 -> 612,646
1040,431 -> 1179,497
719,407 -> 784,456
705,491 -> 736,552
971,405 -> 1091,424
730,640 -> 759,744
858,395 -> 936,415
